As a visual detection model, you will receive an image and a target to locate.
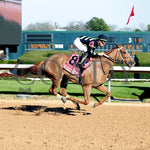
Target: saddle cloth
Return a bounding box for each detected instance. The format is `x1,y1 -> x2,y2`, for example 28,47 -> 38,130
63,51 -> 90,76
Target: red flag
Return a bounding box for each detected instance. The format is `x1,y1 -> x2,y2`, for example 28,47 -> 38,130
126,6 -> 134,25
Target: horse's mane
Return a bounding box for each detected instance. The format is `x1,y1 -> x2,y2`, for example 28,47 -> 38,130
104,46 -> 117,55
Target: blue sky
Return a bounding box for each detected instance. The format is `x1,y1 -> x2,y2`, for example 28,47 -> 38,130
22,0 -> 150,30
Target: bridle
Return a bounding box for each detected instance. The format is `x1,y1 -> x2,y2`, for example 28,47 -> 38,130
115,47 -> 125,64
103,46 -> 131,64
99,46 -> 133,75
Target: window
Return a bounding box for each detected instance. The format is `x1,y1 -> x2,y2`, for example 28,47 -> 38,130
107,37 -> 115,43
26,34 -> 52,42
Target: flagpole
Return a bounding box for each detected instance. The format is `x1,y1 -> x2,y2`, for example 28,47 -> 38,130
133,0 -> 135,32
133,9 -> 135,32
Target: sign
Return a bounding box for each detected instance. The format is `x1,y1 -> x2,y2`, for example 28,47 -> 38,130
55,44 -> 64,49
128,37 -> 142,43
0,0 -> 21,44
26,43 -> 50,50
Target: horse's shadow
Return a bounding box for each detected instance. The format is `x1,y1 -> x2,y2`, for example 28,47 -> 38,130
130,86 -> 150,101
2,105 -> 91,116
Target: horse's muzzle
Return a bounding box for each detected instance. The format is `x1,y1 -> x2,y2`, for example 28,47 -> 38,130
126,60 -> 135,67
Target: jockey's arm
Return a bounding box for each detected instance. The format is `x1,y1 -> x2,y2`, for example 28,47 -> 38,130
98,52 -> 105,56
98,52 -> 109,58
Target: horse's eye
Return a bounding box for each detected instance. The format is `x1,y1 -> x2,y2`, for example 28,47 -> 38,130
123,52 -> 126,54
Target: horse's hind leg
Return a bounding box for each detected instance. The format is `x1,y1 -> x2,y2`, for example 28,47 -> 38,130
59,75 -> 69,98
49,81 -> 66,103
59,76 -> 80,109
59,75 -> 77,101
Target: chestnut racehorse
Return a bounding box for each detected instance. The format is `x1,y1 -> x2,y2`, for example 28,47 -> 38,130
30,44 -> 135,108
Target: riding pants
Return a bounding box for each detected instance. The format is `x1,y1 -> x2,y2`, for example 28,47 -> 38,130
73,38 -> 87,52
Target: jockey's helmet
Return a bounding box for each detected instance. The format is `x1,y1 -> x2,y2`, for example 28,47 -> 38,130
97,34 -> 107,42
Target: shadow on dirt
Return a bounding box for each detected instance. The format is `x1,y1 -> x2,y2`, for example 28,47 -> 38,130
130,86 -> 150,101
2,105 -> 91,116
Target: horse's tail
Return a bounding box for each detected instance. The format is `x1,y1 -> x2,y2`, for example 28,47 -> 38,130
29,61 -> 44,74
16,61 -> 44,77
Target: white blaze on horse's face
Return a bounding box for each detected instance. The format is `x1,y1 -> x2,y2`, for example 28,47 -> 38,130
117,45 -> 135,67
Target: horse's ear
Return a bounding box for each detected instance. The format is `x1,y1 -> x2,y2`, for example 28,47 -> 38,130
115,43 -> 119,48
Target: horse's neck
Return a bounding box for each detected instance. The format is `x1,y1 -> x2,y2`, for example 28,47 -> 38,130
96,49 -> 117,75
104,49 -> 117,66
106,49 -> 117,59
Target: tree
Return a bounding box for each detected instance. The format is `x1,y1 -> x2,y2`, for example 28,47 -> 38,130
64,21 -> 88,31
109,24 -> 118,31
86,17 -> 110,31
25,22 -> 56,31
135,28 -> 141,32
147,24 -> 150,31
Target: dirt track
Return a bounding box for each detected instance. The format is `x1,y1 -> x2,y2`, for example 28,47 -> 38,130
0,97 -> 150,150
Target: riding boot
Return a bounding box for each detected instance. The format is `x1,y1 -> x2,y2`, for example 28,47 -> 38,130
77,52 -> 88,84
76,51 -> 88,68
78,69 -> 83,84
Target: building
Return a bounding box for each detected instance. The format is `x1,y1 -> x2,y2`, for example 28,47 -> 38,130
3,31 -> 150,60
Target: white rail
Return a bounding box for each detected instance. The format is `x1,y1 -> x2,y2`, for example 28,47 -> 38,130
111,66 -> 150,73
0,64 -> 33,69
0,64 -> 150,73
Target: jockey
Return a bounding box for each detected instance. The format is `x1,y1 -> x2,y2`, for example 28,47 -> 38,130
73,34 -> 107,67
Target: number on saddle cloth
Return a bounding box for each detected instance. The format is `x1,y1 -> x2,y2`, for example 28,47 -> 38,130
63,51 -> 90,76
69,55 -> 79,66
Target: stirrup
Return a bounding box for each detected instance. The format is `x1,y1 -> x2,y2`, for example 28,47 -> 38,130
76,63 -> 84,68
78,75 -> 83,84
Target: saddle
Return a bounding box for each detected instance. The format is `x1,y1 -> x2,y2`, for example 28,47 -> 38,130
63,51 -> 90,77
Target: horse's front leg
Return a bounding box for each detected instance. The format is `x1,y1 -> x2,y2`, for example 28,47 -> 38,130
82,85 -> 92,105
68,85 -> 91,105
63,85 -> 91,109
93,84 -> 110,107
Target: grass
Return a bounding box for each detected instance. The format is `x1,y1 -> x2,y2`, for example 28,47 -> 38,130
0,80 -> 149,102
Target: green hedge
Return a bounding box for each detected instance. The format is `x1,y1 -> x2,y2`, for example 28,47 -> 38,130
113,72 -> 134,79
135,53 -> 150,66
0,60 -> 17,64
113,53 -> 150,79
134,52 -> 150,79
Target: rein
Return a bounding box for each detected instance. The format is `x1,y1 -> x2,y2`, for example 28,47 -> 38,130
103,47 -> 127,64
97,46 -> 133,75
100,56 -> 107,75
98,47 -> 125,75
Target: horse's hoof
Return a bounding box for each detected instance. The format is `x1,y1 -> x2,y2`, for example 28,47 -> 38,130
71,101 -> 80,110
61,97 -> 66,103
76,103 -> 80,110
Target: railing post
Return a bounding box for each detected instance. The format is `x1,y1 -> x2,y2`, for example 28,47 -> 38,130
108,80 -> 111,102
5,47 -> 9,60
